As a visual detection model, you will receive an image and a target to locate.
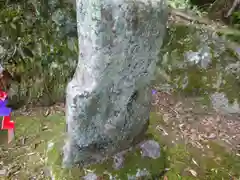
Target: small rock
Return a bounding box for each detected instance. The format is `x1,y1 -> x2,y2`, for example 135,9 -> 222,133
83,172 -> 98,180
211,92 -> 240,115
113,153 -> 124,170
139,140 -> 160,159
127,168 -> 150,180
136,168 -> 150,177
42,167 -> 51,177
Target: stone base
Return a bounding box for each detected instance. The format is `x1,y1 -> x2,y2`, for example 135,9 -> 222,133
46,134 -> 166,180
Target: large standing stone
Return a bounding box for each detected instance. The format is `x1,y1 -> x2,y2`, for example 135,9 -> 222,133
63,0 -> 168,167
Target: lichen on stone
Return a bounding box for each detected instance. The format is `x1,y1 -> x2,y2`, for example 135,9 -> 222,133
63,0 -> 168,167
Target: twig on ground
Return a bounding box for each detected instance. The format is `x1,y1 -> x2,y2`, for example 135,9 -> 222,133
226,0 -> 240,17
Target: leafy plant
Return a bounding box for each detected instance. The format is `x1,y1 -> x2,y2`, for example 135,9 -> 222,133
231,11 -> 240,29
0,0 -> 78,106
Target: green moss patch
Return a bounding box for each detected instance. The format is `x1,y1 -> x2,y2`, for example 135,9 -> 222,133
47,140 -> 167,179
46,128 -> 167,179
0,111 -> 65,179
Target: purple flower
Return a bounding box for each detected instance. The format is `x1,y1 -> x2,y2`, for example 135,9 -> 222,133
152,89 -> 157,95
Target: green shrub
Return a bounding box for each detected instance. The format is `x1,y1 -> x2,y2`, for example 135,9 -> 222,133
0,0 -> 78,106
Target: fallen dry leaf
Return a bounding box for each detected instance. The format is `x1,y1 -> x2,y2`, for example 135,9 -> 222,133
188,169 -> 197,177
192,158 -> 199,166
43,109 -> 50,117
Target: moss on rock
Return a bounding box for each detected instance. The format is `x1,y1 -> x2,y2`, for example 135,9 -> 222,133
46,128 -> 167,179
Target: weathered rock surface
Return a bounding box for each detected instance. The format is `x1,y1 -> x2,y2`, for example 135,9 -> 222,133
112,151 -> 125,170
63,0 -> 168,167
211,92 -> 240,115
83,173 -> 98,180
139,140 -> 161,159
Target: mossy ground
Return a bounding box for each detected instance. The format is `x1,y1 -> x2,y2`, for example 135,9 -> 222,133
150,112 -> 240,180
0,108 -> 65,179
0,107 -> 239,180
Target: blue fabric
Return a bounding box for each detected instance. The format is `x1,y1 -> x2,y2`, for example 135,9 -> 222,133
0,99 -> 11,116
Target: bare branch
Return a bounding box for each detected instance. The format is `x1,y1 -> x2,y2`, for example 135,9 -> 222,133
226,0 -> 240,17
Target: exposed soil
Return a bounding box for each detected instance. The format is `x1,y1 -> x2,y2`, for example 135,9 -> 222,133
153,90 -> 240,156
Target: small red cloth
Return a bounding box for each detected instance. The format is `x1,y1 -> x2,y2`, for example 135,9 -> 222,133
0,90 -> 14,143
0,90 -> 7,101
2,115 -> 14,129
